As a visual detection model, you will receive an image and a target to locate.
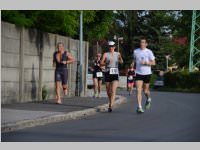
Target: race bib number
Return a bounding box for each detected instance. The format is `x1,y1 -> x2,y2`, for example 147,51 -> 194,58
128,76 -> 133,80
96,72 -> 103,77
109,68 -> 119,75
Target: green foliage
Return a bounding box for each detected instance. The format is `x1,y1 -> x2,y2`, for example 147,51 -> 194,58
35,10 -> 80,37
150,73 -> 157,87
164,71 -> 200,89
2,10 -> 193,70
112,10 -> 192,70
42,85 -> 48,100
1,10 -> 113,42
84,10 -> 114,41
1,10 -> 35,27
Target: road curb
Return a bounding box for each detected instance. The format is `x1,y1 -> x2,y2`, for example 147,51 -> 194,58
2,95 -> 127,133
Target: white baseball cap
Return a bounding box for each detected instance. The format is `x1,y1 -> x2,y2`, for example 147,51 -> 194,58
108,41 -> 115,46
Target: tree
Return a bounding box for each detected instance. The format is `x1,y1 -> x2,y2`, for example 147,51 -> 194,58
2,10 -> 114,42
111,10 -> 193,70
2,10 -> 193,70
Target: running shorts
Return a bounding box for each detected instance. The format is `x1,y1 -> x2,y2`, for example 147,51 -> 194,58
135,74 -> 151,84
104,71 -> 119,82
127,82 -> 134,87
55,68 -> 68,85
93,71 -> 103,81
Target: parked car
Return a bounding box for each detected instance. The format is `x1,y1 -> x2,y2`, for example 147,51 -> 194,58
154,75 -> 164,88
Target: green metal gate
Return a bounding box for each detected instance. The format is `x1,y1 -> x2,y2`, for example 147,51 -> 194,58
189,10 -> 200,72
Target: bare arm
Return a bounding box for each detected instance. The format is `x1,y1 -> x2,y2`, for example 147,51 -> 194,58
53,61 -> 56,67
132,50 -> 136,68
62,52 -> 75,64
66,52 -> 75,64
118,52 -> 123,64
52,52 -> 57,67
132,60 -> 135,66
146,51 -> 156,66
147,59 -> 156,66
100,53 -> 107,66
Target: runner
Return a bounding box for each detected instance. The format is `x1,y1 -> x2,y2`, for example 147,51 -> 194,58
132,38 -> 156,113
127,63 -> 136,96
53,42 -> 75,104
101,41 -> 123,112
92,53 -> 103,98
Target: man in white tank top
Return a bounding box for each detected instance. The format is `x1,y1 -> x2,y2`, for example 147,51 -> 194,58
132,38 -> 156,113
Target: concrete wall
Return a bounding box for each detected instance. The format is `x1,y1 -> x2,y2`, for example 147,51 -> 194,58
1,21 -> 89,104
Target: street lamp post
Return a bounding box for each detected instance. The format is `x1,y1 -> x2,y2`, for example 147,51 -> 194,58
165,55 -> 170,71
118,37 -> 123,52
114,35 -> 123,52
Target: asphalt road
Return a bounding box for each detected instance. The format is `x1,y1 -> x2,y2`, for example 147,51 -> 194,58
2,90 -> 200,142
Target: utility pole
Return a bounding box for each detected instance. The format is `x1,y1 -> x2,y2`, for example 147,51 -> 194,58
189,10 -> 200,72
79,10 -> 83,96
165,55 -> 170,71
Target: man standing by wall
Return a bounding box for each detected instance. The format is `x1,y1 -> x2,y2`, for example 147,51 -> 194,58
53,42 -> 75,104
133,38 -> 156,113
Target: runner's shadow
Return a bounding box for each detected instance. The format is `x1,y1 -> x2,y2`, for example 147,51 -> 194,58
31,64 -> 37,101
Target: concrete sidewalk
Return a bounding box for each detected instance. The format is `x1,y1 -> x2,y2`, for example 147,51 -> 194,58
1,94 -> 126,133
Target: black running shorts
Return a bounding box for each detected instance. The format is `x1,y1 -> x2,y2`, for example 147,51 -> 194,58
104,71 -> 119,82
135,74 -> 151,84
55,68 -> 68,85
93,71 -> 103,81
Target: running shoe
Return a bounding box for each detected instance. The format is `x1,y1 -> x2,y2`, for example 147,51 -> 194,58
136,107 -> 144,114
97,93 -> 101,98
93,93 -> 98,98
145,98 -> 151,109
145,101 -> 151,109
56,101 -> 62,105
108,107 -> 112,112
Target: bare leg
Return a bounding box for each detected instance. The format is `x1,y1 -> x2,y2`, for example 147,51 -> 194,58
93,78 -> 98,97
110,81 -> 119,107
136,80 -> 143,108
143,83 -> 151,100
131,83 -> 134,93
128,84 -> 131,95
106,82 -> 112,107
62,84 -> 68,95
56,81 -> 62,103
130,85 -> 133,95
98,80 -> 102,95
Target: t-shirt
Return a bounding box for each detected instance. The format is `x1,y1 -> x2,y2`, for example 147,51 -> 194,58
133,48 -> 155,75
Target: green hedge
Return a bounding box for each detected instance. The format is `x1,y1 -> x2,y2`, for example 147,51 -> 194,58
164,71 -> 200,89
150,73 -> 157,87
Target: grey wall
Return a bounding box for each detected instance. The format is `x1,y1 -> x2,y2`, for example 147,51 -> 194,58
1,21 -> 89,104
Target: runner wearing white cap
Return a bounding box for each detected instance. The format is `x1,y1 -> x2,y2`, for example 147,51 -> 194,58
132,38 -> 156,113
101,41 -> 123,112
